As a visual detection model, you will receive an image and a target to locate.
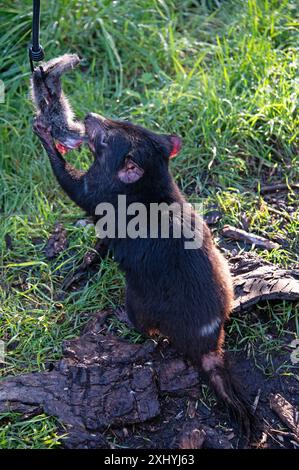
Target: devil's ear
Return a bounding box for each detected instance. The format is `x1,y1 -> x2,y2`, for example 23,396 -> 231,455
167,135 -> 182,158
118,158 -> 144,184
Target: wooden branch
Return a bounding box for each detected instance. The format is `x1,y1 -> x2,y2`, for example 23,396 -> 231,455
260,183 -> 299,195
222,225 -> 280,250
270,394 -> 299,443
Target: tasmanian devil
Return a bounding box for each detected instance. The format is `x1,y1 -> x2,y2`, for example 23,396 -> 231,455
31,54 -> 85,154
33,111 -> 255,438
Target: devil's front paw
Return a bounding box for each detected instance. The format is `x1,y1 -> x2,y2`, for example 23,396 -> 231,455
33,117 -> 54,147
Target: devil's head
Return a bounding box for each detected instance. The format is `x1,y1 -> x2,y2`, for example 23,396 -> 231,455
84,113 -> 182,197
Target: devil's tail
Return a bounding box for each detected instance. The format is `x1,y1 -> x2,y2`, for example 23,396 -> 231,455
201,351 -> 257,440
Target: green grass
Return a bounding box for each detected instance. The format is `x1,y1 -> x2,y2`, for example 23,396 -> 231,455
0,413 -> 65,448
1,0 -> 299,448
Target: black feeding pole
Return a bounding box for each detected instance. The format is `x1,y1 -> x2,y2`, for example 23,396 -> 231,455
28,0 -> 45,72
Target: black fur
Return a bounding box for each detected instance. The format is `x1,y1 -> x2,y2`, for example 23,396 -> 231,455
33,112 -> 256,439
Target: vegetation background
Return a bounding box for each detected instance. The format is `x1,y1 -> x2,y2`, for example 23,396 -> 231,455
0,0 -> 298,448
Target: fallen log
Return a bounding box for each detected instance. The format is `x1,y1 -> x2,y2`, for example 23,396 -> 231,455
0,311 -> 201,449
229,254 -> 299,312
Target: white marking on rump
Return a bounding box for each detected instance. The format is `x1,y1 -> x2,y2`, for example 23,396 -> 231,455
199,317 -> 221,337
